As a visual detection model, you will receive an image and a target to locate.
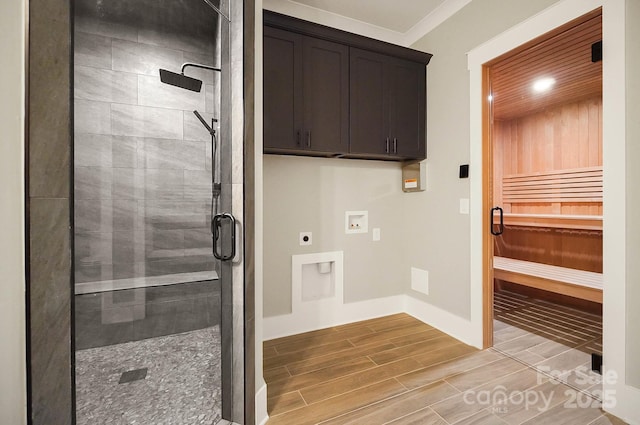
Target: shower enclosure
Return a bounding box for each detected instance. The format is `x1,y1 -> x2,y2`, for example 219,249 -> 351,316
72,0 -> 237,423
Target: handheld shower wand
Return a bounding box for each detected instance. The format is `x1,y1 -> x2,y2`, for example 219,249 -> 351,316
193,110 -> 215,136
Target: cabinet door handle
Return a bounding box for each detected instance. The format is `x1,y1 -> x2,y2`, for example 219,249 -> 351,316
393,138 -> 398,154
306,131 -> 311,148
296,131 -> 301,146
385,138 -> 390,154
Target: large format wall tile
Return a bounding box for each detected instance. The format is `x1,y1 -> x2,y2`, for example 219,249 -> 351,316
75,166 -> 113,200
110,136 -> 139,167
75,15 -> 138,42
206,84 -> 220,115
111,104 -> 183,139
137,138 -> 206,170
138,27 -> 214,55
75,263 -> 115,283
73,1 -> 218,287
184,228 -> 212,253
74,134 -> 114,167
74,199 -> 137,233
75,100 -> 111,135
74,199 -> 114,233
137,169 -> 184,200
74,31 -> 112,69
137,200 -> 210,231
184,110 -> 215,142
75,231 -> 116,265
74,66 -> 138,104
184,170 -> 212,200
112,168 -> 140,199
183,51 -> 219,83
29,0 -> 71,199
140,229 -> 185,259
75,231 -> 142,265
28,198 -> 72,425
112,38 -> 183,76
138,74 -> 206,111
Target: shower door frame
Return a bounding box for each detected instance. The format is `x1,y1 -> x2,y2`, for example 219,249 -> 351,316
24,0 -> 256,424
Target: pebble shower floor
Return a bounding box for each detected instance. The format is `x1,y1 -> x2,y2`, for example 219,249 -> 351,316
75,326 -> 222,425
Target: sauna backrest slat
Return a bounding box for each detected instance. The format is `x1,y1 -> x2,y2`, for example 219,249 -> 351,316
503,166 -> 603,204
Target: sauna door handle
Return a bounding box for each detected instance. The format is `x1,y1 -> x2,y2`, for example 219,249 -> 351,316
212,212 -> 237,261
490,206 -> 504,236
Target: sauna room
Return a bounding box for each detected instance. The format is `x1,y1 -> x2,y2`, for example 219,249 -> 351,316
489,9 -> 603,391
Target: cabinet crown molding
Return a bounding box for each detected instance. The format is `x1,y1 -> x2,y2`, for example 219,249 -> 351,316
264,10 -> 433,66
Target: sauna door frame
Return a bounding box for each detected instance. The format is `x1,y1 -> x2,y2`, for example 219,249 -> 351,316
479,7 -> 604,349
472,0 -> 632,419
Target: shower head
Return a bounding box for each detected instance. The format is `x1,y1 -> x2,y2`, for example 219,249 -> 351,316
159,63 -> 222,93
159,69 -> 203,92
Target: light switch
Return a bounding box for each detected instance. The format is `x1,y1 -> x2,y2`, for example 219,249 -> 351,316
460,198 -> 470,214
373,228 -> 381,241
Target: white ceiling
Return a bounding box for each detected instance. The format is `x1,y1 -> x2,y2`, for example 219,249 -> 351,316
263,0 -> 472,47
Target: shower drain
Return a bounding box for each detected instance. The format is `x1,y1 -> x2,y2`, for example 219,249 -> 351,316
118,368 -> 148,384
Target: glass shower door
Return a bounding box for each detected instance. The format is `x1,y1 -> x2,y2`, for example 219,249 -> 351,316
72,0 -> 232,423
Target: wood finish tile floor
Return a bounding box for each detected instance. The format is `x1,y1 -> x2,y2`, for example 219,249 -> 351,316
264,313 -> 625,425
494,290 -> 602,355
493,290 -> 604,400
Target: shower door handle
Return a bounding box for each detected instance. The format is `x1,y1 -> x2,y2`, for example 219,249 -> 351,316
490,206 -> 504,236
212,213 -> 236,261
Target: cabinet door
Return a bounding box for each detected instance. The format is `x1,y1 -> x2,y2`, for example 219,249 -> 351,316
264,27 -> 303,151
349,48 -> 390,157
302,37 -> 349,154
389,58 -> 426,159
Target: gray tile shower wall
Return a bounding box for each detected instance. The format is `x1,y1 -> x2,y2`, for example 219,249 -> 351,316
29,0 -> 73,421
73,6 -> 221,284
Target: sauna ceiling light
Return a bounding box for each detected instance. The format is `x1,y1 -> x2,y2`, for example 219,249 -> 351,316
532,77 -> 556,93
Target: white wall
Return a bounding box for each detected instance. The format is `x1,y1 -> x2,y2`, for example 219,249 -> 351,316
263,156 -> 406,317
261,0 -> 558,323
626,0 -> 640,391
0,0 -> 27,423
406,0 -> 558,320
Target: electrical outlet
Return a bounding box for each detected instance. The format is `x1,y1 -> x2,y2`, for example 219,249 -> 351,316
299,232 -> 312,246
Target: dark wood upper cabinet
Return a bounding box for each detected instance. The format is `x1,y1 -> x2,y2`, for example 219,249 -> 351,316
350,49 -> 426,160
264,26 -> 349,155
302,37 -> 349,154
264,27 -> 302,151
349,48 -> 389,157
264,11 -> 431,161
389,57 -> 426,159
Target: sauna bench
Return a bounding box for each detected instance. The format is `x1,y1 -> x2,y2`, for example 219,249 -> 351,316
500,213 -> 603,231
493,256 -> 603,304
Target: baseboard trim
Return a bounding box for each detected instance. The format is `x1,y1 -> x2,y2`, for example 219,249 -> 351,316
404,295 -> 481,348
263,294 -> 480,347
255,382 -> 269,425
263,295 -> 405,340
